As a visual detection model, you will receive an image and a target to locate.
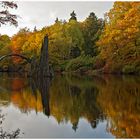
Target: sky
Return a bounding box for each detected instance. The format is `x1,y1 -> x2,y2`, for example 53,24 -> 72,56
0,1 -> 114,36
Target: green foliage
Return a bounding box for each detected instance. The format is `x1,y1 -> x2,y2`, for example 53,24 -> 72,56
80,12 -> 104,56
70,47 -> 81,58
122,65 -> 136,74
65,55 -> 94,71
53,60 -> 69,72
0,35 -> 11,55
135,66 -> 140,74
0,35 -> 13,67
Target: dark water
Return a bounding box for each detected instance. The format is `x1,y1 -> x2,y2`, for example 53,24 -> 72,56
0,73 -> 140,138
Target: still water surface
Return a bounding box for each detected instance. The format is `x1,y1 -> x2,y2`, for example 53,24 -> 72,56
0,73 -> 140,138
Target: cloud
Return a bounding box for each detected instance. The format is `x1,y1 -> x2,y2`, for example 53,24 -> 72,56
49,11 -> 57,20
0,1 -> 114,36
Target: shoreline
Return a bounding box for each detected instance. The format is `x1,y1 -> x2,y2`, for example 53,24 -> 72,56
0,70 -> 140,75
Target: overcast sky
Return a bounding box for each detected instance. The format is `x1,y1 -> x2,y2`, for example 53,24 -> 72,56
0,1 -> 114,36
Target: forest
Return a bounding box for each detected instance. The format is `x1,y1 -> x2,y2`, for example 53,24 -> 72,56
0,2 -> 140,74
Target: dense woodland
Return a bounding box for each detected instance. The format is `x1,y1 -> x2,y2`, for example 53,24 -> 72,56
0,2 -> 140,74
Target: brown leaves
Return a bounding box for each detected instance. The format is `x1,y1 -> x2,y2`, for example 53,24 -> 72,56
0,1 -> 18,26
1,1 -> 17,9
97,2 -> 140,64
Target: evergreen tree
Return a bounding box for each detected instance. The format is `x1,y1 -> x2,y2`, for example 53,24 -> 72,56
55,17 -> 59,23
81,12 -> 104,56
69,11 -> 77,21
33,26 -> 37,32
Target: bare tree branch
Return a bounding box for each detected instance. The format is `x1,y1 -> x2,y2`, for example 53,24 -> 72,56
0,1 -> 18,26
0,110 -> 21,138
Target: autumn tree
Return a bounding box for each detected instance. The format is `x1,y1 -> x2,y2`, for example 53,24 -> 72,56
11,27 -> 30,54
0,34 -> 11,55
0,35 -> 13,67
97,2 -> 140,73
10,27 -> 31,63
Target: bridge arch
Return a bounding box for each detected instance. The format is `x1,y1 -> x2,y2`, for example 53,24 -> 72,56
0,54 -> 32,63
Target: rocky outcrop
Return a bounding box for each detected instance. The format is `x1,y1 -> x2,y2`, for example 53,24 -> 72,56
29,35 -> 53,78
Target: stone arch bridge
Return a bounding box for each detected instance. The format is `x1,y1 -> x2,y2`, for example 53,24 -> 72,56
0,35 -> 52,77
0,53 -> 32,63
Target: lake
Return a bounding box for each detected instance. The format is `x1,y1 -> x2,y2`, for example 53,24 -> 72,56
0,73 -> 140,138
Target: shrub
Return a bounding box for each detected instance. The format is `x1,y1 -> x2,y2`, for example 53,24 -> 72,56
65,55 -> 94,71
53,61 -> 68,72
102,60 -> 123,74
135,66 -> 140,75
93,57 -> 105,69
122,65 -> 136,74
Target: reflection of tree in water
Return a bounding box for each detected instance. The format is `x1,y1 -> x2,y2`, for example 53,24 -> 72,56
31,77 -> 51,117
0,110 -> 20,138
49,75 -> 104,131
0,73 -> 29,92
0,74 -> 104,132
1,74 -> 140,137
32,75 -> 103,131
24,74 -> 140,137
96,75 -> 140,138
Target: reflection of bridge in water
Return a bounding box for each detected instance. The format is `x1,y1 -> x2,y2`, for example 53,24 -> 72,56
0,74 -> 30,92
0,75 -> 51,117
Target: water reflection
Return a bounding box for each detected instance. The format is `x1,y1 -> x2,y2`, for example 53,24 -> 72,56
0,73 -> 140,138
97,75 -> 140,138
